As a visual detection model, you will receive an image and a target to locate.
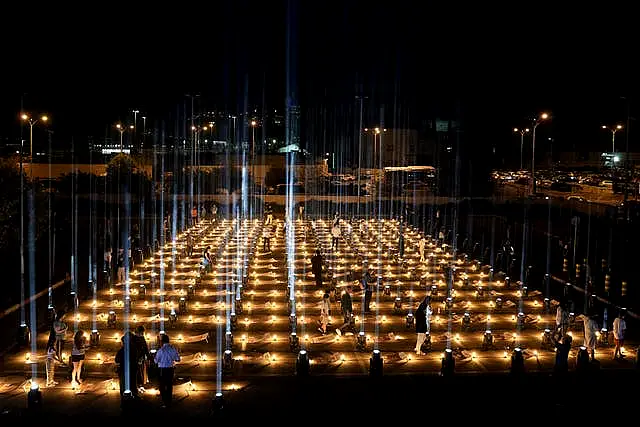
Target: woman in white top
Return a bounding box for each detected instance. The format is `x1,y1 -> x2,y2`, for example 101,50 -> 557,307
318,292 -> 331,334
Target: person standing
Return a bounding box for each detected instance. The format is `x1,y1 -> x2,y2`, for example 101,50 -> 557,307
583,312 -> 598,361
419,236 -> 426,262
414,298 -> 428,355
311,250 -> 323,288
104,248 -> 112,284
191,205 -> 198,225
116,332 -> 139,398
45,339 -> 58,387
361,262 -> 373,313
135,325 -> 150,388
613,310 -> 627,360
53,310 -> 68,363
155,333 -> 181,408
555,300 -> 570,340
71,330 -> 86,388
318,292 -> 330,334
331,222 -> 341,251
336,287 -> 353,336
553,334 -> 573,376
117,249 -> 125,284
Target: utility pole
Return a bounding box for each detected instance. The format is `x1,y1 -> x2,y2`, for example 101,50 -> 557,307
356,94 -> 366,216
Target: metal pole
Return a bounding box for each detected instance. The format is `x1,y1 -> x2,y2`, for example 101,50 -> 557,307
356,96 -> 363,216
520,133 -> 524,170
531,124 -> 537,194
19,136 -> 25,326
612,130 -> 616,153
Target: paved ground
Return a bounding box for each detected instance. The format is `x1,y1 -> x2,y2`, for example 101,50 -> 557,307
2,369 -> 639,421
2,216 -> 638,420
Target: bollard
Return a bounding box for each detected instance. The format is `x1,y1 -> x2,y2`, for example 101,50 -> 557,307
563,258 -> 568,272
621,281 -> 627,297
605,275 -> 610,294
369,349 -> 383,377
441,348 -> 455,377
511,348 -> 525,375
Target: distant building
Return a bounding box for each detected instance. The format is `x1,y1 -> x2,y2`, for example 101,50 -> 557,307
363,128 -> 419,168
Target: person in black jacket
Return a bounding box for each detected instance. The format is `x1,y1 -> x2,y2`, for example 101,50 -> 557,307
414,297 -> 430,355
311,250 -> 323,288
115,332 -> 139,398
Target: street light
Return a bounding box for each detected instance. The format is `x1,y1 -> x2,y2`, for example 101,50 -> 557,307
513,127 -> 530,170
115,124 -> 133,152
601,124 -> 623,154
531,113 -> 549,195
18,113 -> 49,345
364,127 -> 386,168
21,114 -> 49,165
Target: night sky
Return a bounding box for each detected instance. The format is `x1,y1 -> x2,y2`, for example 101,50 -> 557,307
1,1 -> 638,159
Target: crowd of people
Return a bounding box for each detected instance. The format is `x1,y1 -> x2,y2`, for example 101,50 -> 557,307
45,308 -> 181,409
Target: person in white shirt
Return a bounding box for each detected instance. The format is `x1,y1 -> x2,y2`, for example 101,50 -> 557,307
331,223 -> 341,251
419,237 -> 426,262
583,313 -> 598,361
318,292 -> 330,334
613,311 -> 627,360
555,301 -> 570,339
154,334 -> 180,408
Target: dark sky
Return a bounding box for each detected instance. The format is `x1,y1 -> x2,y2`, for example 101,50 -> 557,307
1,1 -> 639,157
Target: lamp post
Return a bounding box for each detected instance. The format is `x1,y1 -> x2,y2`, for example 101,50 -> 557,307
132,110 -> 139,150
116,124 -> 134,152
18,113 -> 48,345
364,127 -> 386,169
601,124 -> 623,154
21,114 -> 49,172
141,116 -> 147,149
531,113 -> 549,195
513,127 -> 530,170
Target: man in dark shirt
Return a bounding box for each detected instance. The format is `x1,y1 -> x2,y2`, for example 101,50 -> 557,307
553,334 -> 573,376
336,287 -> 353,335
361,263 -> 373,313
311,250 -> 323,288
115,332 -> 140,398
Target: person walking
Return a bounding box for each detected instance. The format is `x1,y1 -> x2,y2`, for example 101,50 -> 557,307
336,286 -> 353,336
613,310 -> 627,360
414,297 -> 429,355
311,250 -> 323,288
263,226 -> 272,252
71,330 -> 86,388
155,333 -> 181,408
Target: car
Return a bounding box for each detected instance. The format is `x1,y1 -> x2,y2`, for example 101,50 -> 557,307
566,195 -> 585,202
528,192 -> 547,200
